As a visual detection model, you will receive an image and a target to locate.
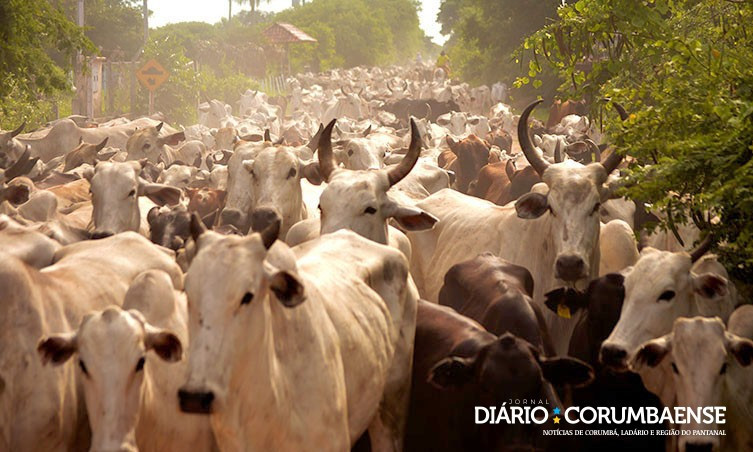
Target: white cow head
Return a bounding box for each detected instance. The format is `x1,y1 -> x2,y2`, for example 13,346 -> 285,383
513,100 -> 625,288
436,111 -> 468,136
84,161 -> 181,238
316,119 -> 437,245
178,220 -> 303,414
241,145 -> 322,237
125,122 -> 185,163
632,317 -> 753,451
38,308 -> 182,452
600,239 -> 729,371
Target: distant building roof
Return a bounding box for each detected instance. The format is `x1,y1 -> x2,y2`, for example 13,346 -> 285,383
263,23 -> 317,44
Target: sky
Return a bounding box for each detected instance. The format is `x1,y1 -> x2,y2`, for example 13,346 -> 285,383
149,0 -> 448,44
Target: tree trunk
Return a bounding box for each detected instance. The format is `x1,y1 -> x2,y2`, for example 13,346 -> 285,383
228,0 -> 232,21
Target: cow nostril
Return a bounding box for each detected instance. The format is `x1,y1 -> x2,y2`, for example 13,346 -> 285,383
600,345 -> 628,369
178,389 -> 215,414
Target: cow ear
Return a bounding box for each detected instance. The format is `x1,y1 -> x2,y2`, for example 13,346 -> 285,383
729,336 -> 753,367
147,206 -> 160,226
539,356 -> 594,387
37,332 -> 78,366
383,202 -> 438,232
428,356 -> 475,389
269,271 -> 305,308
144,324 -> 183,363
515,192 -> 548,219
544,288 -> 589,318
158,131 -> 186,147
445,136 -> 456,149
632,337 -> 671,370
138,179 -> 181,206
693,273 -> 728,300
301,161 -> 323,185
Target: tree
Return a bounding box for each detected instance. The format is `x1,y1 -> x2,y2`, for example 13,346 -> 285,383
0,0 -> 94,128
519,0 -> 753,284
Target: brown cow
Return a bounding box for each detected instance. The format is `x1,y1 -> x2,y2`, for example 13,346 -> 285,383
405,300 -> 593,452
438,253 -> 555,355
546,99 -> 588,131
439,135 -> 493,194
469,159 -> 541,206
185,187 -> 226,227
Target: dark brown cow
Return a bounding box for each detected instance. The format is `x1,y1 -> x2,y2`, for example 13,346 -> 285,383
469,159 -> 541,206
544,276 -> 666,451
147,205 -> 192,251
438,253 -> 554,355
439,135 -> 493,194
185,187 -> 226,227
545,99 -> 588,131
405,300 -> 593,452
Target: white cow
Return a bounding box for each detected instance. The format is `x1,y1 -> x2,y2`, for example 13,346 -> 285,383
1,233 -> 181,451
38,270 -> 215,452
407,100 -> 626,355
601,238 -> 737,373
632,316 -> 753,452
125,123 -> 207,167
178,223 -> 418,452
84,161 -> 181,238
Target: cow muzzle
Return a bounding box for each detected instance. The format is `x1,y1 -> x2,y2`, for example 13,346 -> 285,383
555,254 -> 587,282
599,344 -> 629,371
250,207 -> 282,234
219,208 -> 246,231
178,388 -> 215,414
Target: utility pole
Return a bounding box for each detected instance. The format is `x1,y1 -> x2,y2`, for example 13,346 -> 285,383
143,0 -> 149,44
73,0 -> 85,116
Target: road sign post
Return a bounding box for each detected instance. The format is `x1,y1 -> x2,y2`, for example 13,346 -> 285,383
136,59 -> 169,114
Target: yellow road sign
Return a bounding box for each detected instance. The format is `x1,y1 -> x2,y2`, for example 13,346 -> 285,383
136,59 -> 169,91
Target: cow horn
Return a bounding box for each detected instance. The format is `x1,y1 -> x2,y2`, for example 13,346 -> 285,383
264,129 -> 271,142
316,119 -> 338,182
387,118 -> 422,186
518,100 -> 549,177
155,122 -> 164,132
425,103 -> 432,120
402,80 -> 409,92
586,139 -> 600,163
362,125 -> 372,137
690,235 -> 713,263
95,137 -> 109,152
306,123 -> 324,150
387,80 -> 396,93
554,140 -> 563,163
9,122 -> 25,138
259,217 -> 280,250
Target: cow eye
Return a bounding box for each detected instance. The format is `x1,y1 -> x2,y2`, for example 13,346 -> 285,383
592,202 -> 601,215
671,362 -> 679,375
364,206 -> 377,215
719,362 -> 727,375
241,292 -> 254,305
79,359 -> 89,376
347,149 -> 354,156
135,357 -> 145,372
658,290 -> 675,302
142,143 -> 150,150
287,168 -> 297,179
128,189 -> 136,197
317,204 -> 322,211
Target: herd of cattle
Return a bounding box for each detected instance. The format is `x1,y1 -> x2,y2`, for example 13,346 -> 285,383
0,63 -> 749,452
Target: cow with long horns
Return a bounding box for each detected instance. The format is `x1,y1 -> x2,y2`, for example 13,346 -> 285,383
406,100 -> 627,355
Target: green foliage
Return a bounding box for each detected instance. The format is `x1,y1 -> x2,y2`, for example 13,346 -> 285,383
518,0 -> 753,282
438,0 -> 561,96
59,0 -> 144,58
0,0 -> 93,128
275,0 -> 423,71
